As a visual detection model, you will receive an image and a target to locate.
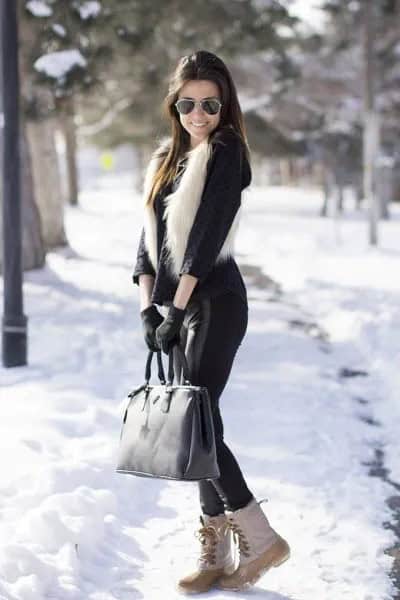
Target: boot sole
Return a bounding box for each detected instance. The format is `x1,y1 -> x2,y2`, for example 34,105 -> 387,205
177,563 -> 236,595
217,537 -> 291,591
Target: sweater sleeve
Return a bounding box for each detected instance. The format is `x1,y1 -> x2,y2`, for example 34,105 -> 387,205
132,227 -> 156,285
179,132 -> 243,283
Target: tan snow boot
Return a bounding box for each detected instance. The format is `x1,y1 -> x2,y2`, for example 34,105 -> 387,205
177,513 -> 236,594
217,498 -> 290,591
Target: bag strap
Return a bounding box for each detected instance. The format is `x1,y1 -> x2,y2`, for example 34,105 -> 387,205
171,345 -> 191,385
145,346 -> 191,386
145,350 -> 166,384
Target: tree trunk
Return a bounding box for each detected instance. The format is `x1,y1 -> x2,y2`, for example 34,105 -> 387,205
59,96 -> 79,206
355,172 -> 363,209
336,184 -> 344,213
19,2 -> 67,251
363,0 -> 379,245
20,121 -> 46,270
320,165 -> 333,217
134,145 -> 145,194
376,161 -> 391,220
26,117 -> 67,249
0,31 -> 43,273
279,159 -> 291,186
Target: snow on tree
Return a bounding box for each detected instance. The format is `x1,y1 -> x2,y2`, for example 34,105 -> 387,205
34,49 -> 87,83
78,1 -> 102,20
26,1 -> 52,18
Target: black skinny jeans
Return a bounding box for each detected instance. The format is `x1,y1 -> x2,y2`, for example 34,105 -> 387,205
169,291 -> 254,517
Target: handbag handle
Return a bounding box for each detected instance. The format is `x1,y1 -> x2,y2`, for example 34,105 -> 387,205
167,344 -> 191,386
145,350 -> 166,384
145,345 -> 192,386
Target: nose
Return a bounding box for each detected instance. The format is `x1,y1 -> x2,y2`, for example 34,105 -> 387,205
192,102 -> 206,116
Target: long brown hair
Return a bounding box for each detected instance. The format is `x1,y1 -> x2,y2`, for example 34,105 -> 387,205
146,50 -> 251,208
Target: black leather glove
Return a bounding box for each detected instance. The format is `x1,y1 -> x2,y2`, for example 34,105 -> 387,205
155,304 -> 186,355
140,305 -> 164,352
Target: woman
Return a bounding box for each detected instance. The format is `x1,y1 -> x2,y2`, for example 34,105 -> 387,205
133,50 -> 290,594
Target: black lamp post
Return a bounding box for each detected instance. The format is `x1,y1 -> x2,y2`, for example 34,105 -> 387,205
1,0 -> 28,367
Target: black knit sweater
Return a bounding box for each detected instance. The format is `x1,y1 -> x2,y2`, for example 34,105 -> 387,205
132,128 -> 251,306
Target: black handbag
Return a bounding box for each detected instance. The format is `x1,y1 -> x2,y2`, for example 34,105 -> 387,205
116,345 -> 220,481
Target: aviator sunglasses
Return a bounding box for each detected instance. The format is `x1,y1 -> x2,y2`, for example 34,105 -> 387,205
174,97 -> 223,116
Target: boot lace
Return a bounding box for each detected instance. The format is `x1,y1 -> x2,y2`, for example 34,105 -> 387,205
227,498 -> 269,559
227,518 -> 251,558
195,524 -> 219,568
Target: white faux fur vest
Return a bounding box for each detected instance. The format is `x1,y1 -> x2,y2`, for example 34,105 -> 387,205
142,136 -> 242,280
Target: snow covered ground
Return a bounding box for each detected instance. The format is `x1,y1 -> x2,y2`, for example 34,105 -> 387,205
1,171 -> 399,600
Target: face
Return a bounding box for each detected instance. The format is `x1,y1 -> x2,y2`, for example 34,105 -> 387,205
176,80 -> 221,149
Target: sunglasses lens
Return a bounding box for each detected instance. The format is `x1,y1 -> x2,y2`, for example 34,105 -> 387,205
176,99 -> 195,114
175,99 -> 221,115
202,99 -> 221,115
